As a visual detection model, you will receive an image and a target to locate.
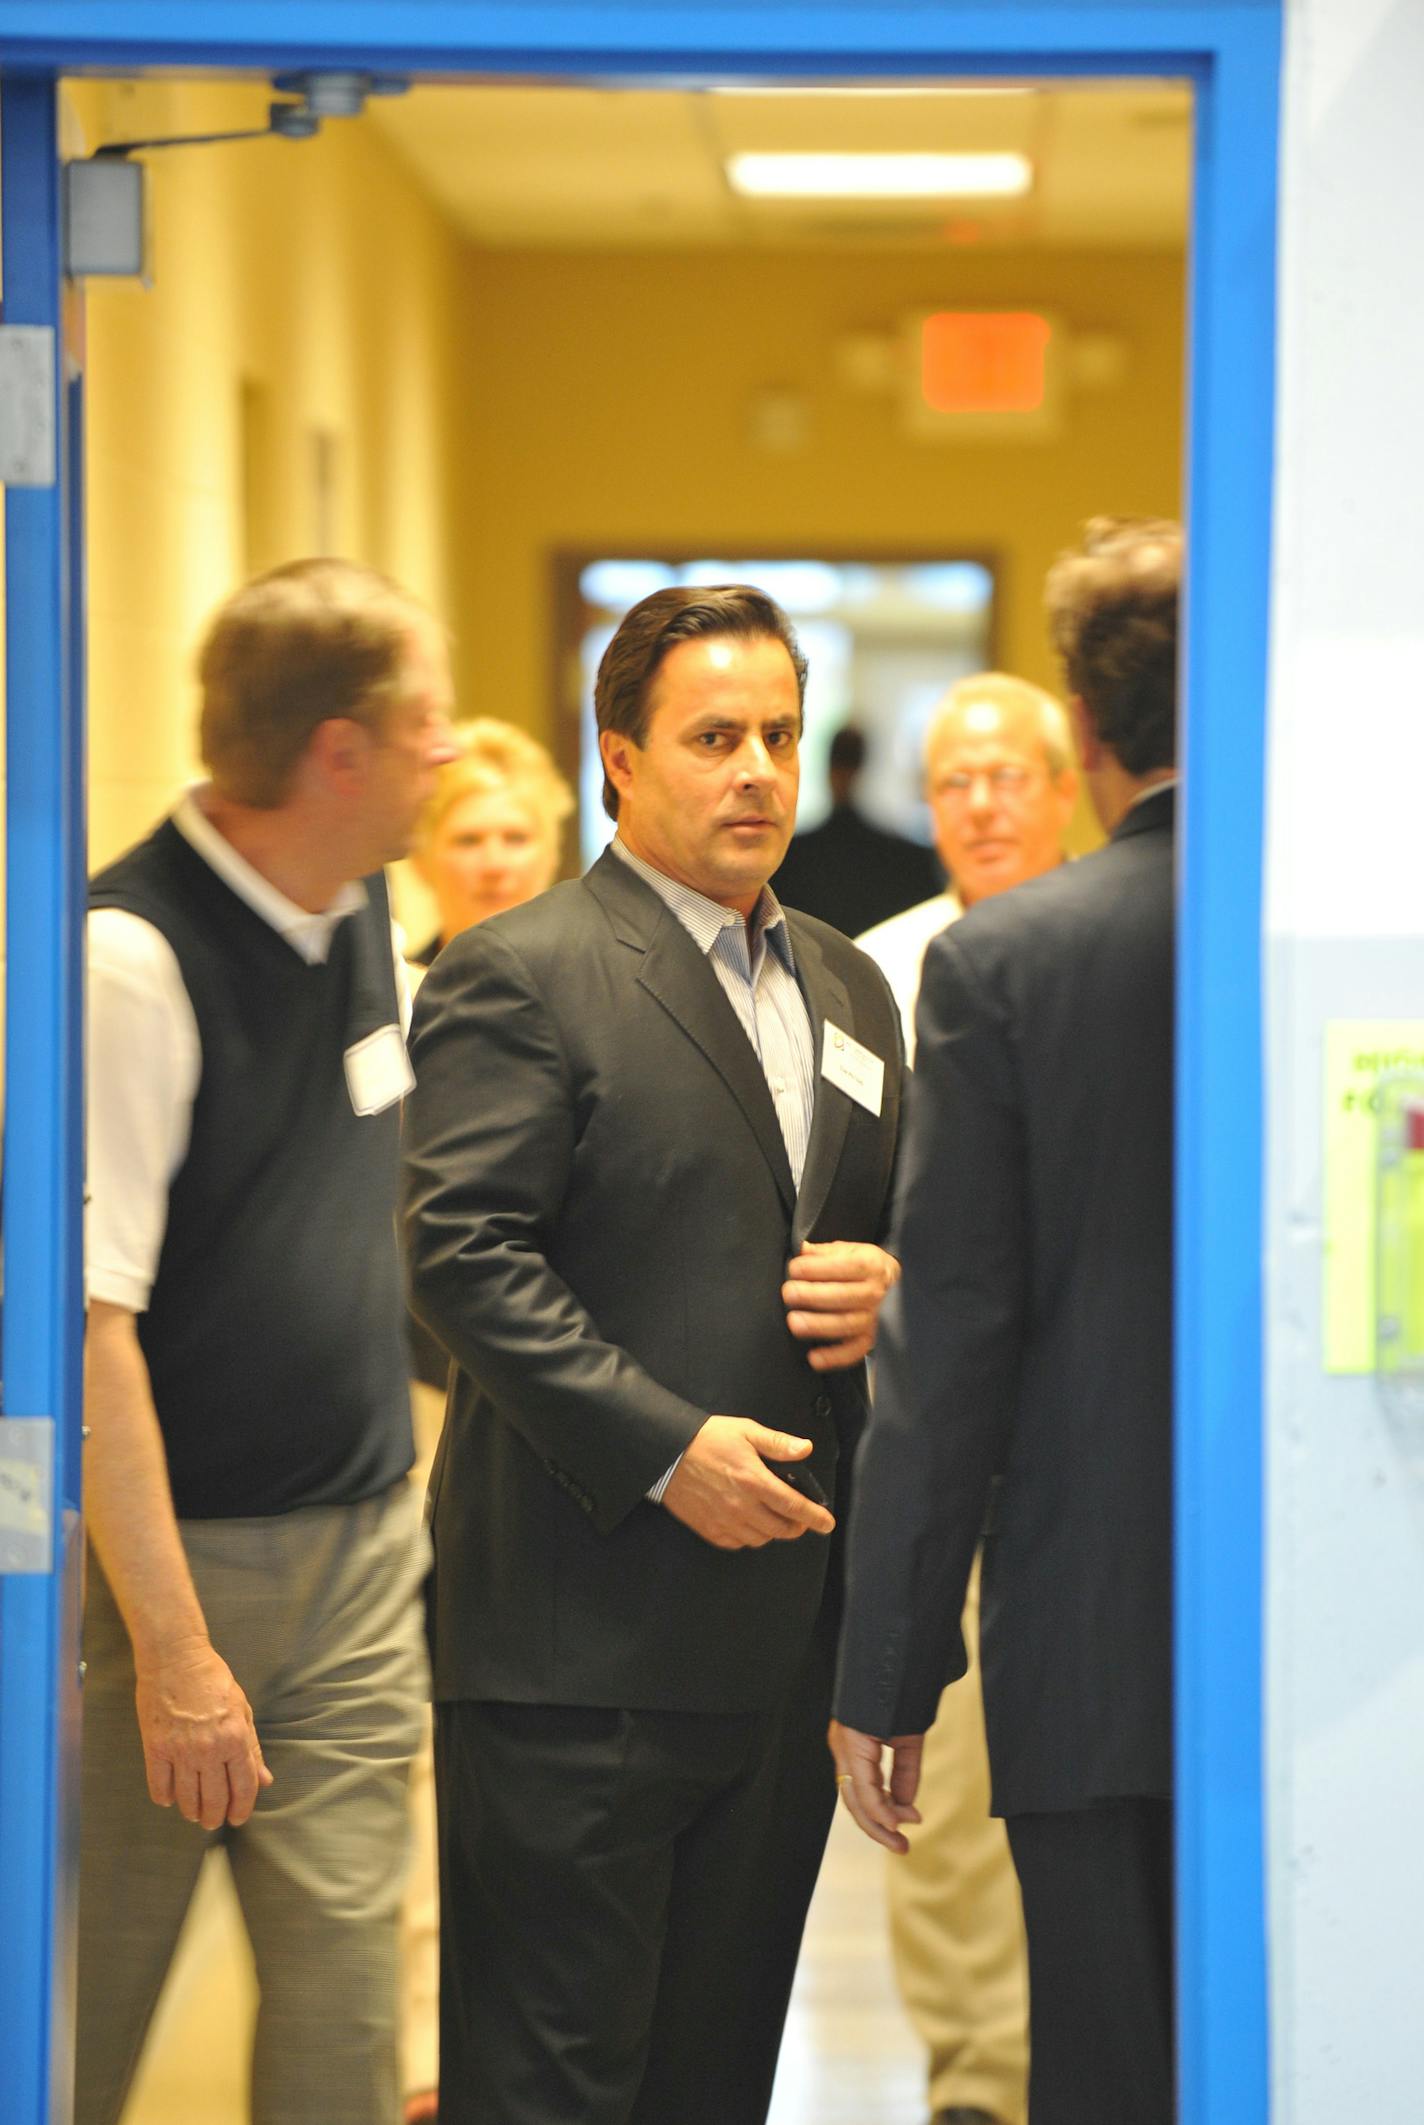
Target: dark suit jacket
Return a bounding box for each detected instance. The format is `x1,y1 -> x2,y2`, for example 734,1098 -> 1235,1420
771,806 -> 942,938
404,848 -> 903,1717
834,787 -> 1175,1815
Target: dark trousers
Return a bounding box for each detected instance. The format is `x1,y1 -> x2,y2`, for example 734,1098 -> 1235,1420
434,1612 -> 838,2125
1006,1798 -> 1175,2125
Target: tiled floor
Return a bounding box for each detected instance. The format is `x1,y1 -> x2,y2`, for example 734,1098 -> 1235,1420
767,1806 -> 928,2125
122,1804 -> 926,2124
123,1853 -> 253,2122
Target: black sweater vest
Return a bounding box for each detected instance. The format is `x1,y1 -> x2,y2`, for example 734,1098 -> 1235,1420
90,820 -> 414,1517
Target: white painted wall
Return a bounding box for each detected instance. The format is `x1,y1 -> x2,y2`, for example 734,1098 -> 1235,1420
1266,0 -> 1424,2114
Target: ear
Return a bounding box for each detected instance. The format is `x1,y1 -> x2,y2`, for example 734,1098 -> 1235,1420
599,726 -> 639,807
1052,761 -> 1080,814
1066,695 -> 1102,774
307,716 -> 372,797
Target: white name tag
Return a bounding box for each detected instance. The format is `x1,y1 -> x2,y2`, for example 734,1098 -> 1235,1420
821,1020 -> 885,1117
343,1023 -> 416,1118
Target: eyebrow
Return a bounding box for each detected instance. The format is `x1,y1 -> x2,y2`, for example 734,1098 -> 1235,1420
685,712 -> 799,734
933,755 -> 1036,775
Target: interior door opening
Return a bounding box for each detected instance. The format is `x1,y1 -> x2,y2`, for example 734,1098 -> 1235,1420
1,13 -> 1279,2118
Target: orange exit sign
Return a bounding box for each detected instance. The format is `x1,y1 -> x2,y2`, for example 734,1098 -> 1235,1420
920,310 -> 1053,414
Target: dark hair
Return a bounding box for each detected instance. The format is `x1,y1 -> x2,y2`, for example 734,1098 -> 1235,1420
593,583 -> 808,819
199,558 -> 433,808
1044,517 -> 1182,776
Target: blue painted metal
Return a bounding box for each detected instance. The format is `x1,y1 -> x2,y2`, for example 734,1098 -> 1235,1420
0,5 -> 1279,2119
0,1 -> 1274,73
1174,18 -> 1279,2119
0,68 -> 86,2125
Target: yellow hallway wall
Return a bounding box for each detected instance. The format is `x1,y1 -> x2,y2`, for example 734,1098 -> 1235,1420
8,91 -> 1181,907
448,242 -> 1184,804
62,78 -> 470,873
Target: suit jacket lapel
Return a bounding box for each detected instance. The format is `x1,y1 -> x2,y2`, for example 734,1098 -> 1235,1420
584,852 -> 797,1217
786,914 -> 853,1251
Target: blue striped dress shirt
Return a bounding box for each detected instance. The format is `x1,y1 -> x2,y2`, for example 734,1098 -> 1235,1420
610,837 -> 818,1504
610,837 -> 816,1185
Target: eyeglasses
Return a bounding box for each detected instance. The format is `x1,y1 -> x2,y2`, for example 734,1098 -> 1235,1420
934,765 -> 1042,803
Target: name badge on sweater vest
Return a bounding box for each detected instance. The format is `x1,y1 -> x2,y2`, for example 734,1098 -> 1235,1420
821,1021 -> 885,1116
344,1023 -> 415,1117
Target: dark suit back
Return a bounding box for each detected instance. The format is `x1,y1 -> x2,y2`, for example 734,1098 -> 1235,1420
771,806 -> 942,937
404,849 -> 903,1717
836,789 -> 1174,1814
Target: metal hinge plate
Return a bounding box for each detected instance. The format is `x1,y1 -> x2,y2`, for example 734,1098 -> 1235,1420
0,1418 -> 55,1574
0,325 -> 58,487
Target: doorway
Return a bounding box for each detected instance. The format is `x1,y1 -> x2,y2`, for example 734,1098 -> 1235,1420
0,8 -> 1280,2120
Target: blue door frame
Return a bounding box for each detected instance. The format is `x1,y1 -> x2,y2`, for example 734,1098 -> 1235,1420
0,68 -> 87,2125
0,5 -> 1279,2120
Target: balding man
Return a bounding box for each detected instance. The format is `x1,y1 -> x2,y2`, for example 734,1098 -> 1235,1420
859,673 -> 1078,1061
855,674 -> 1077,2125
79,561 -> 458,2125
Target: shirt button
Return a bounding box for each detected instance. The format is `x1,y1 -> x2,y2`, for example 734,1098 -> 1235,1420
813,1393 -> 833,1420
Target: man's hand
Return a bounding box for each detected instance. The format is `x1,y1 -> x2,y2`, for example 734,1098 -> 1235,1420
84,1300 -> 274,1831
661,1417 -> 836,1550
828,1718 -> 924,1854
782,1241 -> 900,1370
134,1637 -> 274,1831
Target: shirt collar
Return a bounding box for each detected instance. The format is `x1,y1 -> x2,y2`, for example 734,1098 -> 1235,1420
175,785 -> 367,966
610,835 -> 795,972
1126,774 -> 1180,814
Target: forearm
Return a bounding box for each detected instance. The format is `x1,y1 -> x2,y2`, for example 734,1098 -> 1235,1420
411,1238 -> 706,1523
835,1404 -> 978,1734
84,1300 -> 209,1667
838,929 -> 1026,1735
405,933 -> 706,1520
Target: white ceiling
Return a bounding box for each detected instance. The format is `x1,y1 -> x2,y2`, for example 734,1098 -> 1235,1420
367,81 -> 1191,253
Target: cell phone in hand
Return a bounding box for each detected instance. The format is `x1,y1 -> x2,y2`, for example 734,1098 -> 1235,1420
765,1459 -> 830,1509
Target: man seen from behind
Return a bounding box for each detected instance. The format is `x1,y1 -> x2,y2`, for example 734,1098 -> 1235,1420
832,520 -> 1183,2125
856,671 -> 1079,2125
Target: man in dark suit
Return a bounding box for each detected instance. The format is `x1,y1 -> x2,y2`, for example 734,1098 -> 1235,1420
403,584 -> 904,2125
772,722 -> 942,935
830,518 -> 1182,2125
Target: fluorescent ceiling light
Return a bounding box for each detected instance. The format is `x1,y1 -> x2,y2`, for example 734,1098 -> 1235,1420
726,152 -> 1032,200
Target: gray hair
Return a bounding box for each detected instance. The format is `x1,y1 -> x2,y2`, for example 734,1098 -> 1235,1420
924,671 -> 1074,779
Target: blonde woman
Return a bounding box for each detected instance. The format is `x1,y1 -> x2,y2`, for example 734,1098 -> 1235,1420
401,720 -> 572,2125
407,717 -> 574,970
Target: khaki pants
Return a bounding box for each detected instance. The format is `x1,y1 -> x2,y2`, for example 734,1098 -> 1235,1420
399,1381 -> 446,2101
886,1558 -> 1029,2125
76,1480 -> 429,2125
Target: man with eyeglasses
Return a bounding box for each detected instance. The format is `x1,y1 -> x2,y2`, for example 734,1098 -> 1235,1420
854,672 -> 1077,2125
79,560 -> 459,2125
859,673 -> 1079,1066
